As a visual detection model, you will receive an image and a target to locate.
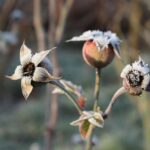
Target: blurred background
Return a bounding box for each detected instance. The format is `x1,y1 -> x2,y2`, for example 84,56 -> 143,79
0,0 -> 150,150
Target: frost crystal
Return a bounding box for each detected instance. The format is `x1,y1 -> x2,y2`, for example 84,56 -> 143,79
67,30 -> 121,58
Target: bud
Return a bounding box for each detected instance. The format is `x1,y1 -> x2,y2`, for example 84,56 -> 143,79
82,41 -> 114,68
67,30 -> 121,69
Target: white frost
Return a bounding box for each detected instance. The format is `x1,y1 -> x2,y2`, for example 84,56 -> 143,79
67,30 -> 121,56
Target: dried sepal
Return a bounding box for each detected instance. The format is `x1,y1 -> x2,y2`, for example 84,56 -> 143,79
20,42 -> 32,65
70,110 -> 104,139
31,47 -> 56,66
21,76 -> 33,100
6,65 -> 23,80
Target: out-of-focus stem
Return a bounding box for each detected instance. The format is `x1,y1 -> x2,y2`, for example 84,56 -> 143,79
33,0 -> 45,51
0,0 -> 18,29
46,0 -> 74,149
55,0 -> 73,44
85,68 -> 101,150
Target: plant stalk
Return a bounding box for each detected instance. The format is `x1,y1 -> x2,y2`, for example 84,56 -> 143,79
85,68 -> 101,150
103,87 -> 126,119
94,68 -> 101,110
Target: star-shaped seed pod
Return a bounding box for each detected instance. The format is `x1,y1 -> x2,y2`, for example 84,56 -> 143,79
6,43 -> 58,99
70,110 -> 104,139
67,30 -> 121,69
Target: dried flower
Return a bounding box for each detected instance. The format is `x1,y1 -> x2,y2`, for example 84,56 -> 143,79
121,57 -> 150,95
67,30 -> 121,69
6,43 -> 57,99
103,57 -> 150,118
70,110 -> 104,139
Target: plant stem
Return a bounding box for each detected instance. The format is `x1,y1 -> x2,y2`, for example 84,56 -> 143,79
103,87 -> 126,119
94,69 -> 101,110
85,124 -> 94,150
50,81 -> 82,114
85,68 -> 101,150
